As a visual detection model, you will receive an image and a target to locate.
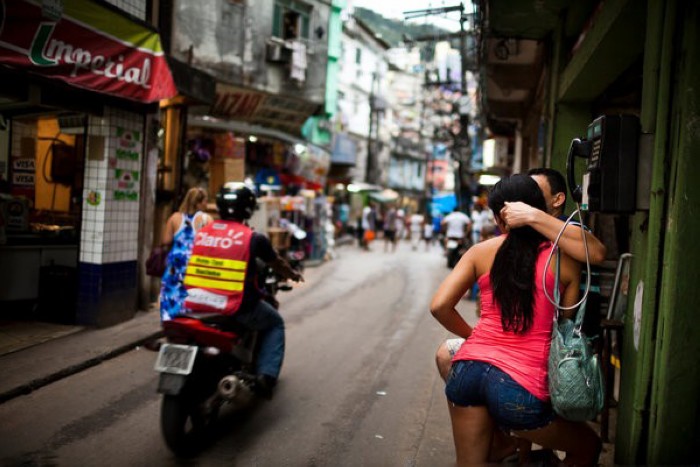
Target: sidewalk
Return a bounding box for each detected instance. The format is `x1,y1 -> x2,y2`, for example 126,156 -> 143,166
0,253 -> 333,405
0,307 -> 162,404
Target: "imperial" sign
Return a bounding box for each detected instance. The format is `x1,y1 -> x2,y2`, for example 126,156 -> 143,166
0,0 -> 176,103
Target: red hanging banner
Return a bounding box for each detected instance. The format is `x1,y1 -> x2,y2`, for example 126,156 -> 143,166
0,0 -> 177,103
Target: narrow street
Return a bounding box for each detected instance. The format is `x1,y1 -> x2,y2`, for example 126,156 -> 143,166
0,241 -> 479,466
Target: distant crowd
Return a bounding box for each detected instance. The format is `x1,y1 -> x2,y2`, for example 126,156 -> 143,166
350,199 -> 496,253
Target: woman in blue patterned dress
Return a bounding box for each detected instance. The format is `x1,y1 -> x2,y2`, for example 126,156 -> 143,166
159,187 -> 213,321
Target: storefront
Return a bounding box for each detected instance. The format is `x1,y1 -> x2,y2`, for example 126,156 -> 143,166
183,81 -> 332,260
185,114 -> 332,261
0,0 -> 176,325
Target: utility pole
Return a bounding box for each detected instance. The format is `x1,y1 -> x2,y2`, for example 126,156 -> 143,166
404,3 -> 473,211
456,3 -> 471,211
365,71 -> 378,184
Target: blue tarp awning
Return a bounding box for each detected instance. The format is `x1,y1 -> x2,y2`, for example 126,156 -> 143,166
431,193 -> 457,214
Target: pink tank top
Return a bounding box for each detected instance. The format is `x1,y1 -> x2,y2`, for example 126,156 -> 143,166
453,243 -> 560,401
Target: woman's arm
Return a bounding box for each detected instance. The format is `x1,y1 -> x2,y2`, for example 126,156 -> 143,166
500,202 -> 606,264
430,246 -> 480,338
161,213 -> 179,246
558,252 -> 582,320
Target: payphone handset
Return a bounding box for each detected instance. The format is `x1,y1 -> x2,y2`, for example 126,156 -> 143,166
566,115 -> 640,213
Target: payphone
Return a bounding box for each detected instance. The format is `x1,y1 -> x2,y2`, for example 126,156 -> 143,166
566,115 -> 640,213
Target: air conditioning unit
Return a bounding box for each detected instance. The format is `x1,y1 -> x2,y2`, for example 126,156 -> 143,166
266,40 -> 290,63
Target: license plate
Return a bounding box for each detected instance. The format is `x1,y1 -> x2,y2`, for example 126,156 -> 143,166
154,344 -> 198,375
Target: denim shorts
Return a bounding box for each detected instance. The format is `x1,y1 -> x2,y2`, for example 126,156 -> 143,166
445,360 -> 555,431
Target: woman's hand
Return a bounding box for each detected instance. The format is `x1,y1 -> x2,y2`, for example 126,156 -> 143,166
499,201 -> 540,229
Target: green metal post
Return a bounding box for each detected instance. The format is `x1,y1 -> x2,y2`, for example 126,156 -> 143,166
615,0 -> 674,462
543,22 -> 564,168
548,102 -> 591,198
647,0 -> 700,462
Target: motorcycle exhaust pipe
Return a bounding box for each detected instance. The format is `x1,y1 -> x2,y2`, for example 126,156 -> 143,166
217,375 -> 254,405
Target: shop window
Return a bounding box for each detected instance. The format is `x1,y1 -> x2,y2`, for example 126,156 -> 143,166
3,113 -> 85,242
272,0 -> 311,40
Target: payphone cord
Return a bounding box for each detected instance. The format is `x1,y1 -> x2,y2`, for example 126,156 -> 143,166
541,204 -> 592,327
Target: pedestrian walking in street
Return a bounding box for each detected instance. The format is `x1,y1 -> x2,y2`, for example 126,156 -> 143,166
409,212 -> 424,251
395,208 -> 406,241
361,203 -> 377,251
159,187 -> 213,321
383,204 -> 398,253
423,214 -> 435,251
470,200 -> 494,245
430,174 -> 601,466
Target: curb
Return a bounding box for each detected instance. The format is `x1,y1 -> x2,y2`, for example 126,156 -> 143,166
0,330 -> 163,405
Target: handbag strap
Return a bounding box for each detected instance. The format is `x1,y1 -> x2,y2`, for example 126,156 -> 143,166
554,247 -> 561,308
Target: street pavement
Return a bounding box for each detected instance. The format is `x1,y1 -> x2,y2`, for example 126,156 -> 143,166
0,241 -> 343,405
0,306 -> 162,404
0,239 -> 616,466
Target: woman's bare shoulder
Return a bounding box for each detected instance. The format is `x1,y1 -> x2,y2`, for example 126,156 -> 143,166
165,211 -> 184,228
465,235 -> 504,270
474,234 -> 505,252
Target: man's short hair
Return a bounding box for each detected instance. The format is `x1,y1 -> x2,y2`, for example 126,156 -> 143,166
528,167 -> 568,199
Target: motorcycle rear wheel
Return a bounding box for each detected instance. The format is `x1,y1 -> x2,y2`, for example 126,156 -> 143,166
161,394 -> 215,457
447,250 -> 459,268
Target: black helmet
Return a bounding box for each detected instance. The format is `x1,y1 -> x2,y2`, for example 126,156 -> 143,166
216,182 -> 257,220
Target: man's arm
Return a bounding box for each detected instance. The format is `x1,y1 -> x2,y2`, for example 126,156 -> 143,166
269,256 -> 304,282
500,201 -> 606,264
254,232 -> 304,282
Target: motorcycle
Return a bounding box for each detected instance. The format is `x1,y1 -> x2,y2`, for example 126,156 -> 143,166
282,221 -> 307,273
150,262 -> 292,457
445,237 -> 471,268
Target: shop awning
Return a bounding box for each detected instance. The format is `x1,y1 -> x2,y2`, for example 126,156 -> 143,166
369,189 -> 400,203
211,83 -> 321,137
431,193 -> 458,214
347,182 -> 382,193
189,115 -> 331,190
0,0 -> 177,103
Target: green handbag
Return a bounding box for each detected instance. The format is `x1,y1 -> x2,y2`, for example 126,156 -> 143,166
548,251 -> 605,422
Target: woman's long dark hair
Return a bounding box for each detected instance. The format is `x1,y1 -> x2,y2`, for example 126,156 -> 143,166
488,174 -> 548,333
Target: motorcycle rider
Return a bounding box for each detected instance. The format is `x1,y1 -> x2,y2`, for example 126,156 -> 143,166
441,207 -> 472,267
182,182 -> 303,399
441,207 -> 472,246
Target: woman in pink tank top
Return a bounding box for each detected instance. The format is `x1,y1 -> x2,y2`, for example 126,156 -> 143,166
430,174 -> 600,466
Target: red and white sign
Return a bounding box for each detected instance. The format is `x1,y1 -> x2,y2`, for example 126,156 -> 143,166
0,0 -> 177,103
